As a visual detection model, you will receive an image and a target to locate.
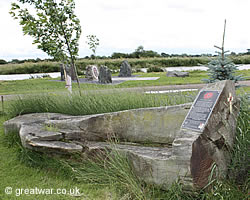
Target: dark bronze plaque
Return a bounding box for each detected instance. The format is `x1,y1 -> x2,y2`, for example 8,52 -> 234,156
181,90 -> 221,132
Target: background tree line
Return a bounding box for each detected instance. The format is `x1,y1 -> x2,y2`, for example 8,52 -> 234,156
1,46 -> 250,65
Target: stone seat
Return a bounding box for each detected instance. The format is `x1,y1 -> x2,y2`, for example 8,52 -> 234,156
4,104 -> 191,190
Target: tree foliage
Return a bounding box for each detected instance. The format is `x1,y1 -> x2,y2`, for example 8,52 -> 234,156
204,55 -> 243,83
10,0 -> 82,92
10,0 -> 81,63
0,59 -> 8,65
86,35 -> 99,57
111,46 -> 160,59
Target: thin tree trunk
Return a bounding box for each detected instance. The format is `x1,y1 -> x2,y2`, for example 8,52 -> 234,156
53,0 -> 82,96
71,62 -> 81,96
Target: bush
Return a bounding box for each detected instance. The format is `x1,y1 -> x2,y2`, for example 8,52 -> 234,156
0,59 -> 7,65
1,55 -> 250,75
147,66 -> 164,72
0,62 -> 60,75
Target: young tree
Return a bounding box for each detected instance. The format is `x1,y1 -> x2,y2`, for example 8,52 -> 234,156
86,35 -> 99,60
204,20 -> 243,83
10,0 -> 82,93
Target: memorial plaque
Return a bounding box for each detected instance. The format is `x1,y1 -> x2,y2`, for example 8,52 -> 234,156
92,66 -> 99,80
181,90 -> 221,132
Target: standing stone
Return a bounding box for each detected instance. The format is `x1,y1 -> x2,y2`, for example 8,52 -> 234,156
119,60 -> 132,77
71,64 -> 78,81
166,71 -> 189,77
85,65 -> 99,80
172,80 -> 240,190
98,65 -> 112,84
60,64 -> 65,81
64,65 -> 72,93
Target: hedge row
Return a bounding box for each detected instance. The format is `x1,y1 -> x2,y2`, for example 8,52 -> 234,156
0,62 -> 60,75
0,55 -> 249,75
75,57 -> 210,72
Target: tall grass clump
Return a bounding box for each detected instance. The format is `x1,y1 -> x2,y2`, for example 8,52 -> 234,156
73,141 -> 147,199
228,93 -> 249,189
7,91 -> 196,118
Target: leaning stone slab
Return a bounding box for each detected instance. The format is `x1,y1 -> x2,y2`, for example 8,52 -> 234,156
4,80 -> 240,191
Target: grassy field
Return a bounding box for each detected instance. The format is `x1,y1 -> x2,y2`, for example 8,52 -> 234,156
0,71 -> 249,199
0,70 -> 250,95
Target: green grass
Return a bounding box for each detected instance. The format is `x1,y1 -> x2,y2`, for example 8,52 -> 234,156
228,94 -> 250,188
0,70 -> 249,95
0,78 -> 66,95
0,117 -> 115,200
6,90 -> 197,118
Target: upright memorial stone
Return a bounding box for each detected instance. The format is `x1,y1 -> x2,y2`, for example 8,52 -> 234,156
119,60 -> 132,77
98,65 -> 112,84
64,65 -> 72,93
60,64 -> 65,81
173,80 -> 240,190
85,65 -> 99,80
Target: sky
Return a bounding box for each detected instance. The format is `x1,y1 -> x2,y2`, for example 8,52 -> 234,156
1,0 -> 250,61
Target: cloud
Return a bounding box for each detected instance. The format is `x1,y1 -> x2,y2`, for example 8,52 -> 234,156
1,0 -> 249,61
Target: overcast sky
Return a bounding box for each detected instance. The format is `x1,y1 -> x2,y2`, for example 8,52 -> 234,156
1,0 -> 249,61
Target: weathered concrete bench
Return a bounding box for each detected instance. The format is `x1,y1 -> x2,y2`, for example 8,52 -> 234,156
4,80 -> 239,191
